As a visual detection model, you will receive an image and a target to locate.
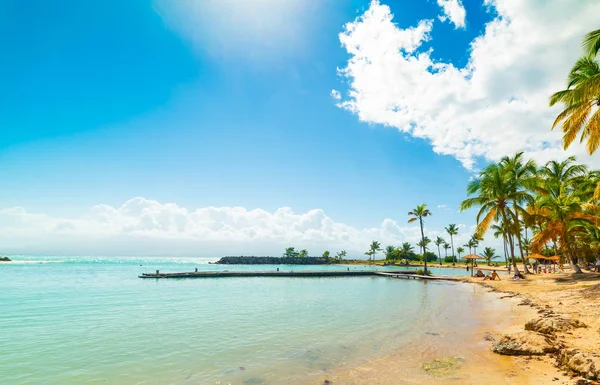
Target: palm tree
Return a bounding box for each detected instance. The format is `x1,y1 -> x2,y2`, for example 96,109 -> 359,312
408,204 -> 432,274
583,29 -> 600,58
445,224 -> 459,263
384,245 -> 396,263
549,56 -> 600,154
434,236 -> 445,265
368,240 -> 382,264
417,237 -> 432,264
456,246 -> 465,261
500,152 -> 536,274
480,247 -> 499,266
460,163 -> 524,277
443,242 -> 451,260
397,242 -> 415,265
492,221 -> 510,267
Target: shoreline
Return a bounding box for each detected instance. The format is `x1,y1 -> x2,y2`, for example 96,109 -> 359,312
309,271 -> 600,384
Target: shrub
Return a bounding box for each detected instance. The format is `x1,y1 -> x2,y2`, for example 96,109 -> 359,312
415,268 -> 433,276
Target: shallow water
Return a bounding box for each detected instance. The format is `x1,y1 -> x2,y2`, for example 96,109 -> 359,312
2,256 -> 484,384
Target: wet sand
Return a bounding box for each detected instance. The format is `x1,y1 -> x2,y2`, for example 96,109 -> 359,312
307,270 -> 600,385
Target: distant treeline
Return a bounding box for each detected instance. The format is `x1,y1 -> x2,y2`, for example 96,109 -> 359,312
216,256 -> 335,265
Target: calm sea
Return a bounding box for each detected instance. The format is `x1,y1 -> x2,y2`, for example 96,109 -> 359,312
1,256 -> 494,385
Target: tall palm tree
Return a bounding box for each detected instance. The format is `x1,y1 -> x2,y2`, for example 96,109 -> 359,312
549,56 -> 600,154
434,236 -> 445,265
460,163 -> 525,277
445,224 -> 459,263
408,204 -> 432,274
368,240 -> 382,264
456,246 -> 465,261
500,152 -> 536,274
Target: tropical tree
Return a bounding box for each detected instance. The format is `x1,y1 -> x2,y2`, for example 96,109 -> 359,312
480,247 -> 499,266
583,29 -> 600,58
443,242 -> 451,259
456,246 -> 465,261
460,163 -> 524,277
335,250 -> 347,262
384,245 -> 396,263
322,250 -> 330,261
500,152 -> 537,274
445,224 -> 459,263
298,249 -> 308,258
408,204 -> 432,274
434,236 -> 445,265
368,240 -> 382,264
284,247 -> 299,258
397,242 -> 415,265
549,56 -> 600,154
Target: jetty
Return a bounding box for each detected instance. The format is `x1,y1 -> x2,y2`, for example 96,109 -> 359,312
139,269 -> 460,281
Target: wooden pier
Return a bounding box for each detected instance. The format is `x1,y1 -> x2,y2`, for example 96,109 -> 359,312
139,269 -> 459,281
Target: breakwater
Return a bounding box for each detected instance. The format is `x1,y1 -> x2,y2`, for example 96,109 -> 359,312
215,256 -> 335,265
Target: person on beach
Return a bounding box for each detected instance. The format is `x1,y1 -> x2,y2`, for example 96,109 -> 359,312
507,264 -> 511,275
483,270 -> 501,281
474,269 -> 485,277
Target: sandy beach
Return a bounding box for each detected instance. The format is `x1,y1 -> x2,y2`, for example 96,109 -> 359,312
309,269 -> 600,385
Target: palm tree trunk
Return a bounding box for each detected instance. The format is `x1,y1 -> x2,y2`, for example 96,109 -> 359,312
502,209 -> 521,277
450,235 -> 455,264
419,217 -> 427,274
437,245 -> 441,265
565,237 -> 583,274
512,204 -> 531,274
503,234 -> 508,267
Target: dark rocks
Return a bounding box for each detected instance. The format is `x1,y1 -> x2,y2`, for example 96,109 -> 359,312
558,349 -> 600,380
0,256 -> 11,262
491,331 -> 559,356
525,316 -> 587,335
216,256 -> 335,265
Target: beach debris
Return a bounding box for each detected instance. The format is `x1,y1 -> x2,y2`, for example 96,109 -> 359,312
558,349 -> 600,381
421,356 -> 464,376
322,380 -> 333,385
518,298 -> 537,307
491,331 -> 558,356
484,332 -> 495,341
239,366 -> 245,371
525,316 -> 587,335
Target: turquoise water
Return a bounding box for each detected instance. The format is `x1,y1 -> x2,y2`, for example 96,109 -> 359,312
1,256 -> 482,384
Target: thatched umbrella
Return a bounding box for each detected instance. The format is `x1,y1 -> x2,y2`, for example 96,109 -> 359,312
463,254 -> 484,277
527,253 -> 547,260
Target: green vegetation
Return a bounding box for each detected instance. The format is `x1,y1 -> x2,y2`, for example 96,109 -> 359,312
460,151 -> 600,275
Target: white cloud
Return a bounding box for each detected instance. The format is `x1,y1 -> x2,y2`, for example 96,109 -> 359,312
437,0 -> 466,29
331,89 -> 341,100
335,0 -> 600,170
437,204 -> 452,211
0,197 -> 484,257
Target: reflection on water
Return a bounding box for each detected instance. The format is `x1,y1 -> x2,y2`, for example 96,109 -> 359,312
2,256 -> 483,385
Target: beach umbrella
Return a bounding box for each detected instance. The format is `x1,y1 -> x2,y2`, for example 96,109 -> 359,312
463,254 -> 484,277
527,253 -> 547,260
547,255 -> 560,261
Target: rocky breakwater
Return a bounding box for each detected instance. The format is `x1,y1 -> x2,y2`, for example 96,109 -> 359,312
215,256 -> 334,265
0,256 -> 11,262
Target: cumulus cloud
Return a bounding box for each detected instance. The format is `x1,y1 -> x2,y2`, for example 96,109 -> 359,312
335,0 -> 600,170
437,0 -> 466,29
0,197 -> 481,257
330,89 -> 341,100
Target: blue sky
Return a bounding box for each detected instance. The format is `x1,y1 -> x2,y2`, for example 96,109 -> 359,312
1,0 -> 597,255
